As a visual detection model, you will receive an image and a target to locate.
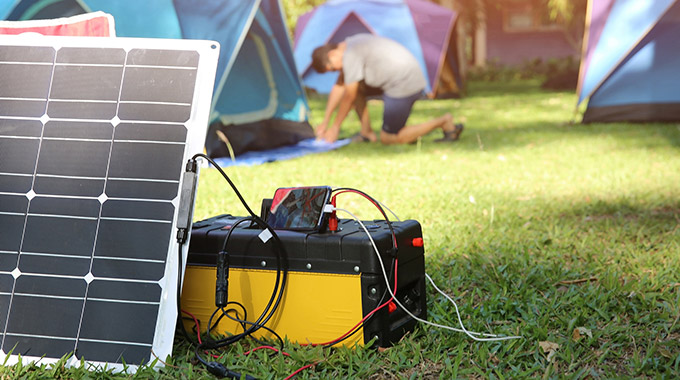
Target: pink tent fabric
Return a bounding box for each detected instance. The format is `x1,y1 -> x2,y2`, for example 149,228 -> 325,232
0,11 -> 114,36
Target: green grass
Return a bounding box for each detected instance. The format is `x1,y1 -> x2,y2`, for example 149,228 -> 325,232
3,80 -> 679,379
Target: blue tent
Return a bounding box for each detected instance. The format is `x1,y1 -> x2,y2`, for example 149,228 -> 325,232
1,0 -> 313,156
577,0 -> 680,122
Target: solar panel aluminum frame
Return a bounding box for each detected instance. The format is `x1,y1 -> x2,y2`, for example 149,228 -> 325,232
0,34 -> 219,372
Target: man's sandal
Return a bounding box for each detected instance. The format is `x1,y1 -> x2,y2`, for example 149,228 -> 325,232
350,132 -> 372,142
435,123 -> 464,142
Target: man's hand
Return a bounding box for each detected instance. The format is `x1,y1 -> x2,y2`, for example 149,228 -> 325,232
323,125 -> 340,143
315,121 -> 328,140
323,82 -> 358,143
316,78 -> 345,141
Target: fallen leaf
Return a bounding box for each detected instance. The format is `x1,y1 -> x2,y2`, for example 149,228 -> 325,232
572,327 -> 592,341
539,341 -> 560,362
658,347 -> 673,359
539,341 -> 559,353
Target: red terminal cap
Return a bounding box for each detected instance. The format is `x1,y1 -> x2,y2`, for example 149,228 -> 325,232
411,237 -> 424,247
328,213 -> 338,231
388,301 -> 397,313
328,197 -> 338,232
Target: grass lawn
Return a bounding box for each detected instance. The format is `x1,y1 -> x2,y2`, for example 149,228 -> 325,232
4,80 -> 679,379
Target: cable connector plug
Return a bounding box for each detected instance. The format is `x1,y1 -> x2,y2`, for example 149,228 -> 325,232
185,158 -> 198,173
324,202 -> 338,232
206,361 -> 257,379
176,159 -> 199,244
206,361 -> 228,377
215,250 -> 229,308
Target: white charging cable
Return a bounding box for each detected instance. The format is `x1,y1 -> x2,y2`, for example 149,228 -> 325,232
333,207 -> 522,342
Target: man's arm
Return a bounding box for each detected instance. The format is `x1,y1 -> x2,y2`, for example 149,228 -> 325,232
316,74 -> 345,138
323,80 -> 358,143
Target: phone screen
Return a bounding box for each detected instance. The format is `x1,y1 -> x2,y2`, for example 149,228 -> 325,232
267,186 -> 331,231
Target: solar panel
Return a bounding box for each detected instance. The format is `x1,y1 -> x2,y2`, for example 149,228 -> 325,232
0,34 -> 219,370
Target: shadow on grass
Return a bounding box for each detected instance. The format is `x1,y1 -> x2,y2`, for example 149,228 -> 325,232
424,196 -> 679,377
459,121 -> 680,151
329,122 -> 680,161
432,194 -> 680,274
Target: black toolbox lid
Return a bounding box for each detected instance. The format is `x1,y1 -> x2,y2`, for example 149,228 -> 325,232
187,215 -> 424,275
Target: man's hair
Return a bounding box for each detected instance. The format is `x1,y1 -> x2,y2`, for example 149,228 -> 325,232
311,43 -> 338,73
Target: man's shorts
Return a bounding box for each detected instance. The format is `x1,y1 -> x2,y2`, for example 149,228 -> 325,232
357,81 -> 423,134
381,92 -> 422,134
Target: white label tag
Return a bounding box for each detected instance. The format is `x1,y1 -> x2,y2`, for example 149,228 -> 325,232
258,228 -> 273,243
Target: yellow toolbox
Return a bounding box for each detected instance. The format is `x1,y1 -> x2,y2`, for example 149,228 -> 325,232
181,214 -> 427,347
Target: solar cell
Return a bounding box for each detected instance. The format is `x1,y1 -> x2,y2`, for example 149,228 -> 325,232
0,35 -> 219,371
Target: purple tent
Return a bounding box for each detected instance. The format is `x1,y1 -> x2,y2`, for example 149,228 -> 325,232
294,0 -> 464,99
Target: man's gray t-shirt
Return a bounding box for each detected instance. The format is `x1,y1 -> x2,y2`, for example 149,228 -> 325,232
342,34 -> 426,98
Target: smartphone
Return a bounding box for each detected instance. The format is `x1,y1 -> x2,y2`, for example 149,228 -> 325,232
267,186 -> 332,231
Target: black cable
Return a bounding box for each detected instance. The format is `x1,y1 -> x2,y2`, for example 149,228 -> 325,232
207,303 -> 284,353
218,307 -> 285,350
173,154 -> 288,380
210,216 -> 286,347
191,154 -> 289,341
180,316 -> 200,336
209,302 -> 248,333
191,153 -> 258,217
183,154 -> 289,379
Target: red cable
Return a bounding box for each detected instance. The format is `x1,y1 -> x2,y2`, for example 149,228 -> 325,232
181,309 -> 224,359
331,189 -> 398,248
284,258 -> 398,378
283,361 -> 322,380
326,189 -> 401,346
181,309 -> 203,344
244,345 -> 291,357
331,190 -> 387,221
300,258 -> 398,347
185,310 -> 295,359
